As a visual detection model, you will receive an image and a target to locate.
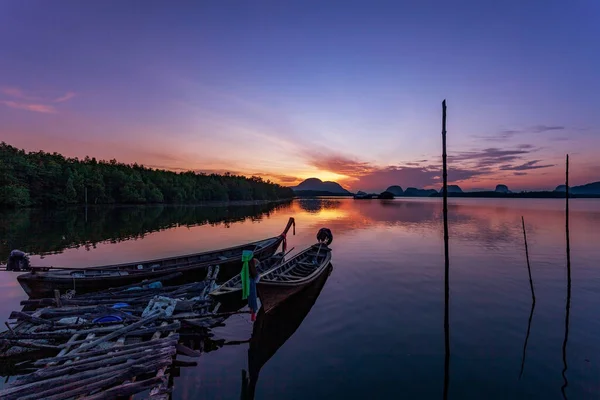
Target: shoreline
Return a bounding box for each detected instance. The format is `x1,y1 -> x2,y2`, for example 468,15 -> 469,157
0,198 -> 294,211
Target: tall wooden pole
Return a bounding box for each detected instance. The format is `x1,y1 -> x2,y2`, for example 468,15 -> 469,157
561,155 -> 571,398
442,99 -> 450,400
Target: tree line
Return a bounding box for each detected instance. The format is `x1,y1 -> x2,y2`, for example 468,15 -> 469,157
1,202 -> 292,260
0,142 -> 294,207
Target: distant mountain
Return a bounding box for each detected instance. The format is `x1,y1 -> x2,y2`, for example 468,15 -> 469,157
554,181 -> 600,195
439,185 -> 463,194
386,185 -> 404,196
292,178 -> 352,194
495,184 -> 511,194
404,187 -> 438,197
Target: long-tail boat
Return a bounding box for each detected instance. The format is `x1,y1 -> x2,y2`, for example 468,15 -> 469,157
16,217 -> 295,298
208,252 -> 287,303
256,240 -> 331,314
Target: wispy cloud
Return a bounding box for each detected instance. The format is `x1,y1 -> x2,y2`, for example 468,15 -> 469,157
499,160 -> 554,171
54,92 -> 76,103
299,145 -> 557,191
475,125 -> 566,142
1,86 -> 75,113
1,100 -> 56,114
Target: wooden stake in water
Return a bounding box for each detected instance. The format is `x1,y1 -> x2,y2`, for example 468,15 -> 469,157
519,216 -> 535,379
561,154 -> 571,399
442,99 -> 450,400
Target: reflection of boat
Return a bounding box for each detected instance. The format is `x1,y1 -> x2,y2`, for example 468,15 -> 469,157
208,252 -> 286,302
257,243 -> 332,314
242,263 -> 333,399
17,218 -> 295,298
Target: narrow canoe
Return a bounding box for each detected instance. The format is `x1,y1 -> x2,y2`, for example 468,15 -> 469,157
17,217 -> 295,298
257,242 -> 332,314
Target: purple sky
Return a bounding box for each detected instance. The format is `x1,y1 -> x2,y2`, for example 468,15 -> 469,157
1,0 -> 599,191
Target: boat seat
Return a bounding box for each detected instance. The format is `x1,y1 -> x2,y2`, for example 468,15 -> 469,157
275,273 -> 298,279
298,262 -> 318,267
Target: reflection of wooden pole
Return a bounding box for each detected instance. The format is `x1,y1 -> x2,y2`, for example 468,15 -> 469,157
442,100 -> 450,400
519,216 -> 535,379
521,217 -> 535,302
561,155 -> 571,399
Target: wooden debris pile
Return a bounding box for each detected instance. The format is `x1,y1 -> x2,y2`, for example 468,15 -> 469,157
0,265 -> 233,399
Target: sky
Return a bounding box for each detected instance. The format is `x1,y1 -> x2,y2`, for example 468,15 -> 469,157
1,0 -> 599,192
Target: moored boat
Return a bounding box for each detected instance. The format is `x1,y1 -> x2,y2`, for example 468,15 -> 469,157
257,239 -> 332,314
16,218 -> 295,298
208,251 -> 287,303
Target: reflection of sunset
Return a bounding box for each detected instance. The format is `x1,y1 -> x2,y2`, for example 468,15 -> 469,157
2,199 -> 600,399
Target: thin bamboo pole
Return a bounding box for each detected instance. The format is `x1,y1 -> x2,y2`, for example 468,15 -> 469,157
561,154 -> 571,399
442,99 -> 450,400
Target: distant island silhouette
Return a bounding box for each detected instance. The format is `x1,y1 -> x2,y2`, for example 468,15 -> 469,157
292,178 -> 600,198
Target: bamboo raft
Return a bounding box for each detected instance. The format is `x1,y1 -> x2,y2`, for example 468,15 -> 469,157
0,266 -> 237,399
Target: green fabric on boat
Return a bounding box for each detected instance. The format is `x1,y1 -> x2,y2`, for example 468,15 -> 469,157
241,250 -> 254,300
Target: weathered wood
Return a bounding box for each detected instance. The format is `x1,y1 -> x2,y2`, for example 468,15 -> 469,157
175,343 -> 201,357
46,333 -> 79,367
68,312 -> 163,355
4,352 -> 174,397
78,376 -> 165,400
125,321 -> 180,337
13,357 -> 173,400
4,322 -> 15,335
0,339 -> 59,351
54,290 -> 61,308
9,311 -> 54,326
34,335 -> 178,365
15,346 -> 176,385
4,324 -> 125,340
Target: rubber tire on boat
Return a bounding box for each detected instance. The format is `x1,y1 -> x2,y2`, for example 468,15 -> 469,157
317,228 -> 333,245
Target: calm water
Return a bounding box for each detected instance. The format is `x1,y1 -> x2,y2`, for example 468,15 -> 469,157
1,198 -> 599,399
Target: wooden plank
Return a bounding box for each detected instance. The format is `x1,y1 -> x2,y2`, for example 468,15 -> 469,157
67,312 -> 163,355
78,376 -> 165,400
34,336 -> 178,365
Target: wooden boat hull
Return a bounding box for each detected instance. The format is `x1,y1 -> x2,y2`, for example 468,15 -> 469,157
17,237 -> 285,298
208,253 -> 286,303
257,245 -> 332,314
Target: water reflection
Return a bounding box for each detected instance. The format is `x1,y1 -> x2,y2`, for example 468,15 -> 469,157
296,199 -> 342,214
242,264 -> 333,399
561,199 -> 572,399
0,201 -> 292,261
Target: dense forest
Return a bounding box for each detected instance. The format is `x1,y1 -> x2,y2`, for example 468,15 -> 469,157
0,143 -> 294,207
